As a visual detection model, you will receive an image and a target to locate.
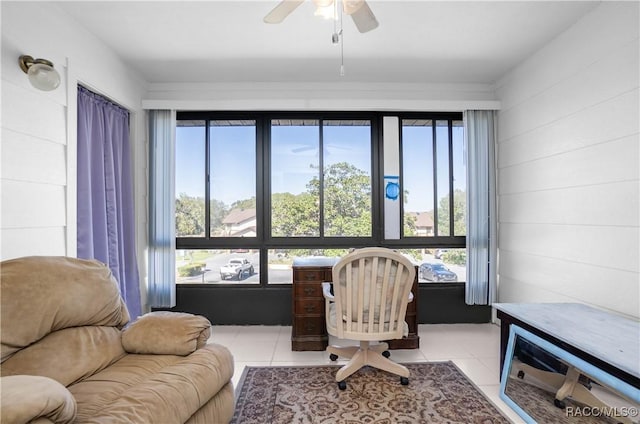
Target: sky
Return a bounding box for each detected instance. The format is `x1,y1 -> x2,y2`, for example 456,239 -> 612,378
176,120 -> 465,212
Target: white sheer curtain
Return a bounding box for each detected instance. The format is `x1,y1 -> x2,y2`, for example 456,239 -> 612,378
464,110 -> 498,305
148,110 -> 176,308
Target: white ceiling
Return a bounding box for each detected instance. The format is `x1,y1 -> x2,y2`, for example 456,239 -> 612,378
56,0 -> 598,84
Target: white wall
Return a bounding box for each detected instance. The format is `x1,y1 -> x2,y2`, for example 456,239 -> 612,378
1,2 -> 149,308
143,82 -> 499,111
495,2 -> 639,318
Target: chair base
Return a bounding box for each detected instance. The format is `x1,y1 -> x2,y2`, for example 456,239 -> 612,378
327,341 -> 410,383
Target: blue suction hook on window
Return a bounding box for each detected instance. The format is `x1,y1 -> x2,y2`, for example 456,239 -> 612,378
384,176 -> 400,201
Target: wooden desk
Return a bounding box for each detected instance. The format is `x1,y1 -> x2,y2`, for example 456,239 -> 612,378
494,303 -> 640,388
292,258 -> 419,351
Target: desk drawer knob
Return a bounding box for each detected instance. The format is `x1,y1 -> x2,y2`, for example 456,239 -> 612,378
305,305 -> 316,313
304,287 -> 315,295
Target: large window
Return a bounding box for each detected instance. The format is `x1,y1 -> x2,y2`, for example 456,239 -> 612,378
401,118 -> 466,281
270,119 -> 372,238
175,112 -> 464,285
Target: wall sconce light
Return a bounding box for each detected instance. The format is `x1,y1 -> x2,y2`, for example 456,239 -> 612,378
19,55 -> 61,91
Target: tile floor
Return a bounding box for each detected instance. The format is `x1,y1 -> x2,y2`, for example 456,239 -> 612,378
210,323 -> 525,423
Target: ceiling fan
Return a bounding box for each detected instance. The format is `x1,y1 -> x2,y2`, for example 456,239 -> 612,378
264,0 -> 379,33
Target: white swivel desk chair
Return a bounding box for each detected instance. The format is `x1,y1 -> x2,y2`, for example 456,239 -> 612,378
322,247 -> 416,390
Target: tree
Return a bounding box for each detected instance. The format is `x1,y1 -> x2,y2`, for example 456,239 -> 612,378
209,198 -> 229,236
308,162 -> 371,237
175,193 -> 205,237
403,188 -> 418,236
437,189 -> 466,236
231,197 -> 256,211
271,162 -> 372,237
271,192 -> 319,237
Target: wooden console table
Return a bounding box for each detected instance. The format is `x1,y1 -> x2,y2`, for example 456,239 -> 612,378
292,257 -> 420,351
494,303 -> 640,388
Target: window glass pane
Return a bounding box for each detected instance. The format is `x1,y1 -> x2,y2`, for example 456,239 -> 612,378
176,249 -> 259,284
417,248 -> 466,283
267,248 -> 293,285
323,120 -> 372,237
271,120 -> 320,237
402,120 -> 434,237
267,248 -> 348,285
452,120 -> 466,236
176,121 -> 206,237
435,120 -> 451,236
210,120 -> 256,237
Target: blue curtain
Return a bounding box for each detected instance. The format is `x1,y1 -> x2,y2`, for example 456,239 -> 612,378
148,110 -> 176,308
77,85 -> 141,318
464,110 -> 498,305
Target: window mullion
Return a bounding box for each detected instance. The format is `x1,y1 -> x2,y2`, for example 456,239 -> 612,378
448,119 -> 454,236
205,119 -> 211,238
319,119 -> 325,238
431,122 -> 438,236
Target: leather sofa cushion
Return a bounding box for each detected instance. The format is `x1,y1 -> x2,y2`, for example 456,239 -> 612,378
68,343 -> 234,423
122,311 -> 211,356
1,327 -> 126,387
1,256 -> 129,363
0,375 -> 77,424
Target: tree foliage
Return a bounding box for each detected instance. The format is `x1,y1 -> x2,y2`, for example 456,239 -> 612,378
437,189 -> 466,236
305,162 -> 371,237
271,192 -> 319,237
210,198 -> 228,236
175,162 -> 464,241
175,193 -> 205,237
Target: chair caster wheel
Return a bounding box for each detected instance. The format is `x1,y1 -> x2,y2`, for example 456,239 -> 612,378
554,399 -> 566,409
517,370 -> 525,379
382,350 -> 391,358
338,381 -> 347,390
400,377 -> 409,386
329,354 -> 338,361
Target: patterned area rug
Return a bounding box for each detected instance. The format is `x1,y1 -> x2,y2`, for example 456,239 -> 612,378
231,361 -> 510,423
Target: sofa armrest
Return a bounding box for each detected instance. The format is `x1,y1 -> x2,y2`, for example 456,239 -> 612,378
121,311 -> 211,356
1,375 -> 76,424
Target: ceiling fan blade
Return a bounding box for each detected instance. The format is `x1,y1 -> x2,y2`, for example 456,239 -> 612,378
348,1 -> 379,33
264,0 -> 305,24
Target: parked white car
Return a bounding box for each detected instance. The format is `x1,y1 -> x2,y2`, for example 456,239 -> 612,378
220,258 -> 254,280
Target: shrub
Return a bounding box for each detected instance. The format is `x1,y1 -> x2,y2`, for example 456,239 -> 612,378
443,250 -> 466,266
178,262 -> 205,277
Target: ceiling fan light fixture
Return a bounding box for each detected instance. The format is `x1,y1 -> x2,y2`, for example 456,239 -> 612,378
342,0 -> 365,15
312,0 -> 334,7
314,4 -> 336,20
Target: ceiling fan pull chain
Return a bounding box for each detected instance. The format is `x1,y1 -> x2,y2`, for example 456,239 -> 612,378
340,1 -> 345,76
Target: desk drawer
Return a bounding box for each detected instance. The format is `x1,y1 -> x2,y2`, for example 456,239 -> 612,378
293,316 -> 326,336
293,268 -> 329,283
294,298 -> 324,315
293,282 -> 323,298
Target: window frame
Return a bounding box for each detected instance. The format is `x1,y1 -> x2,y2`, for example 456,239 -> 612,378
175,111 -> 464,287
394,112 -> 466,250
